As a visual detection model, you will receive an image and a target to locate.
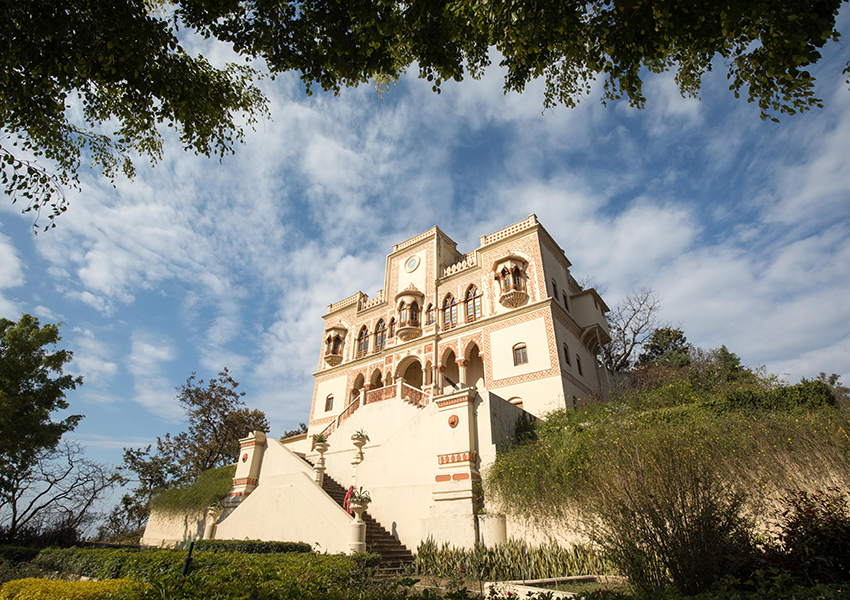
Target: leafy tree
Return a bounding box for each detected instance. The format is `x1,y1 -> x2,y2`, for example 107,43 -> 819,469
280,422 -> 308,440
0,315 -> 121,542
6,1 -> 847,230
601,287 -> 662,371
637,326 -> 691,366
105,368 -> 268,538
816,372 -> 850,407
0,315 -> 83,503
2,0 -> 268,231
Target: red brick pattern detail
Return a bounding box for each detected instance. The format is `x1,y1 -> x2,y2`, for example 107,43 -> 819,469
232,477 -> 258,487
461,334 -> 483,360
440,341 -> 459,365
310,416 -> 335,426
435,475 -> 451,482
452,473 -> 470,481
436,394 -> 474,408
365,385 -> 396,405
438,451 -> 477,465
385,356 -> 393,365
424,344 -> 433,354
239,440 -> 265,449
482,307 -> 556,386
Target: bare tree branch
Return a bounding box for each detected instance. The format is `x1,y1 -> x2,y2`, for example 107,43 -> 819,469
601,287 -> 663,372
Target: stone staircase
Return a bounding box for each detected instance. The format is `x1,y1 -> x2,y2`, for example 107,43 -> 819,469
300,456 -> 414,570
320,472 -> 414,570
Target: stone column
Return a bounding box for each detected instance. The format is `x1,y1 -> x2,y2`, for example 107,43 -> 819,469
456,358 -> 469,387
421,387 -> 480,548
225,431 -> 266,508
313,442 -> 330,486
348,501 -> 369,553
203,506 -> 224,540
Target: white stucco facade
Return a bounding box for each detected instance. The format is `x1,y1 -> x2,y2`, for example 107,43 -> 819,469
142,216 -> 611,552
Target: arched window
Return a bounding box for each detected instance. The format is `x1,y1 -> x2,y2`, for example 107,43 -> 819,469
332,335 -> 342,354
399,301 -> 409,325
389,318 -> 395,338
562,343 -> 571,366
356,326 -> 369,358
324,394 -> 334,412
374,320 -> 386,352
425,304 -> 435,325
465,286 -> 482,322
576,355 -> 583,376
551,279 -> 558,299
409,301 -> 420,326
325,336 -> 334,355
513,343 -> 528,366
562,292 -> 569,311
443,294 -> 458,329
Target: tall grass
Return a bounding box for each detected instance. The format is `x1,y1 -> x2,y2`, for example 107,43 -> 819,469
149,464 -> 236,514
485,373 -> 850,593
414,538 -> 615,581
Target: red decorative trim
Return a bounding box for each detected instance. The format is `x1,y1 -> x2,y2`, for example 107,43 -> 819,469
438,451 -> 477,465
448,415 -> 459,429
239,440 -> 265,449
232,477 -> 258,487
435,474 -> 451,482
452,473 -> 470,481
436,394 -> 474,408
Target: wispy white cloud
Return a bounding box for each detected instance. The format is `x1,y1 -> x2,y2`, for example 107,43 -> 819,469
0,229 -> 24,318
127,331 -> 179,420
70,327 -> 119,384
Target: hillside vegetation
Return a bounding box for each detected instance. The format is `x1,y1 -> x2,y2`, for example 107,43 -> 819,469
486,356 -> 850,594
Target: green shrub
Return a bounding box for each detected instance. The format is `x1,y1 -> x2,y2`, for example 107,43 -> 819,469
414,538 -> 613,581
149,464 -> 236,514
777,488 -> 850,583
582,428 -> 756,594
0,577 -> 138,599
33,547 -> 374,590
193,539 -> 311,554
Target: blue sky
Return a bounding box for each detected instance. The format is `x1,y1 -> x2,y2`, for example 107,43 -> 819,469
1,17 -> 849,489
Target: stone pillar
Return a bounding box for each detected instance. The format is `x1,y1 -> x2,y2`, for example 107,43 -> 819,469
313,442 -> 330,486
456,358 -> 469,387
349,501 -> 369,553
351,435 -> 367,483
421,386 -> 480,548
203,506 -> 224,540
225,431 -> 266,508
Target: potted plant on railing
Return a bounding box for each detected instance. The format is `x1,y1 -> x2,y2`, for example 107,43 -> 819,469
347,487 -> 371,513
351,429 -> 369,463
312,432 -> 329,452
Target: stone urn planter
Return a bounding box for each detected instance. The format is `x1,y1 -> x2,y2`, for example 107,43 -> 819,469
312,436 -> 330,485
347,488 -> 371,554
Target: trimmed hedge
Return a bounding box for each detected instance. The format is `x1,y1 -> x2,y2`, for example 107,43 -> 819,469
194,539 -> 311,554
33,547 -> 378,585
0,577 -> 138,599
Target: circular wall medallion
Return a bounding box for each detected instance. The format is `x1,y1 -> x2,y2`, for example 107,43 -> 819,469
241,453 -> 248,463
448,415 -> 459,429
404,255 -> 420,273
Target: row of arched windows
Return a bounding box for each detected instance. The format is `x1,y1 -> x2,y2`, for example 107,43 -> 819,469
346,284 -> 500,361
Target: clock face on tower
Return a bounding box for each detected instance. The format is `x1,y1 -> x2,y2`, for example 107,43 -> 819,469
404,255 -> 420,273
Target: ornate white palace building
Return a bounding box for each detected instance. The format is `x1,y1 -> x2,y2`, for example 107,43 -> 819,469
142,215 -> 612,554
